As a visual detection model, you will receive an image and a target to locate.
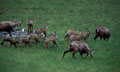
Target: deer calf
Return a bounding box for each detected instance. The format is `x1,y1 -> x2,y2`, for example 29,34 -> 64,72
45,32 -> 57,48
28,34 -> 41,44
36,24 -> 47,37
64,30 -> 80,40
1,37 -> 19,48
19,37 -> 31,46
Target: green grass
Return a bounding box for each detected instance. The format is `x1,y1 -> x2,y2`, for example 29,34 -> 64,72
0,0 -> 120,72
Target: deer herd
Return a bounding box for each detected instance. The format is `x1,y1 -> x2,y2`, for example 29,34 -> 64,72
0,20 -> 111,59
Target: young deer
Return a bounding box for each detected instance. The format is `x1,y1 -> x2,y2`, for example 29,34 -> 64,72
36,24 -> 47,37
45,32 -> 57,48
1,37 -> 19,48
27,20 -> 33,34
69,32 -> 83,42
64,29 -> 81,40
28,34 -> 41,44
19,37 -> 31,46
82,31 -> 90,41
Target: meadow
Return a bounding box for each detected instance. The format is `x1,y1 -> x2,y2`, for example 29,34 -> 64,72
0,0 -> 120,72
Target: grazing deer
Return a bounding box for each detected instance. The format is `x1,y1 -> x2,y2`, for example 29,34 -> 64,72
27,20 -> 33,34
62,41 -> 94,58
36,24 -> 47,37
94,27 -> 110,40
45,32 -> 57,48
0,21 -> 22,36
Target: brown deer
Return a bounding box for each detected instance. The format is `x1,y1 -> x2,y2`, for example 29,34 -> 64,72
1,37 -> 19,48
0,21 -> 22,36
94,27 -> 110,40
45,32 -> 57,48
82,31 -> 91,41
28,34 -> 41,44
64,30 -> 80,40
19,37 -> 31,46
36,24 -> 47,37
69,32 -> 83,42
62,41 -> 94,58
27,20 -> 33,34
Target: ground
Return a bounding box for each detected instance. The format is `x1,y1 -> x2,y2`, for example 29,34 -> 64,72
0,0 -> 120,72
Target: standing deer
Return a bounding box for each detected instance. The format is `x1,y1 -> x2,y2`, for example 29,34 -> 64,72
45,32 -> 57,48
0,21 -> 22,36
64,30 -> 80,40
62,41 -> 94,58
94,27 -> 110,40
27,20 -> 33,34
36,24 -> 47,37
19,37 -> 31,46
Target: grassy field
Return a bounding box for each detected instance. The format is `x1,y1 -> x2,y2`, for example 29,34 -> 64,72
0,0 -> 120,72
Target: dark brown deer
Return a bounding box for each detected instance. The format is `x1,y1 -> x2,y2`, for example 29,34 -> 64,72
62,41 -> 94,58
0,21 -> 22,36
94,27 -> 110,40
27,20 -> 33,34
1,37 -> 19,48
45,32 -> 57,48
1,36 -> 12,45
36,24 -> 47,37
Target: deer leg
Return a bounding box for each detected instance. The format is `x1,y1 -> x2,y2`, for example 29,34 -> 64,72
86,52 -> 89,58
100,36 -> 102,40
62,48 -> 73,58
79,52 -> 83,58
52,40 -> 57,47
72,50 -> 78,58
14,44 -> 17,48
1,39 -> 4,45
45,42 -> 48,48
25,43 -> 27,46
94,34 -> 99,40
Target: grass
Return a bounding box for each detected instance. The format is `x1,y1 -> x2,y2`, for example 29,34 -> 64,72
0,0 -> 120,72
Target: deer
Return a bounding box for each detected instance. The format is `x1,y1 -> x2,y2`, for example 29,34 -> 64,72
94,27 -> 110,40
29,34 -> 41,44
36,24 -> 47,37
62,41 -> 94,58
19,37 -> 31,46
45,32 -> 57,48
82,30 -> 91,41
27,20 -> 33,34
64,30 -> 80,40
1,37 -> 19,48
0,21 -> 22,36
